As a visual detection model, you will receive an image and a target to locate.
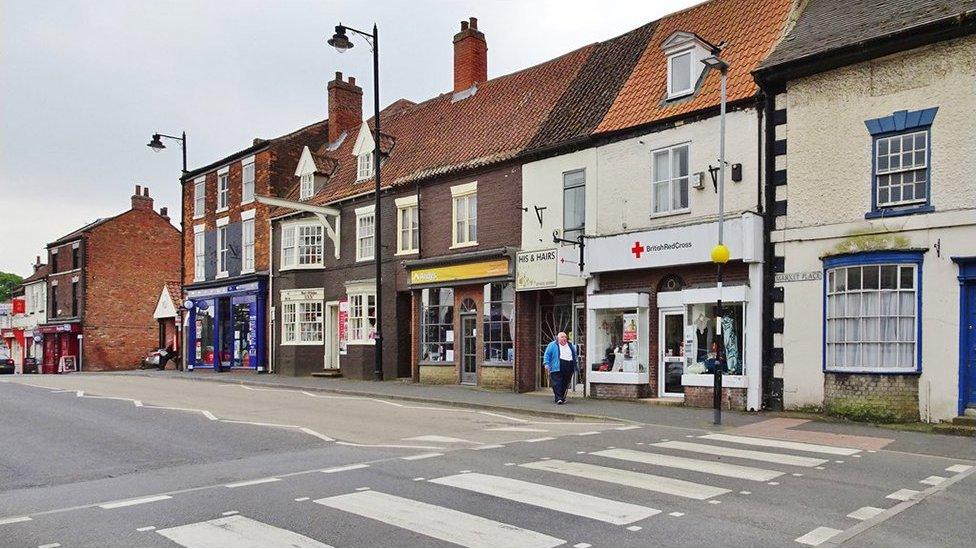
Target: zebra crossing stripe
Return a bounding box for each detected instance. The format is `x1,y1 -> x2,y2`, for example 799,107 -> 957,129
156,514 -> 330,547
699,434 -> 860,456
520,460 -> 729,500
316,490 -> 564,547
653,441 -> 827,467
591,448 -> 784,482
430,473 -> 660,525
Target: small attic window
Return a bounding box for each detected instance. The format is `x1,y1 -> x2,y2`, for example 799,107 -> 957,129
299,173 -> 314,200
357,152 -> 374,181
668,51 -> 694,98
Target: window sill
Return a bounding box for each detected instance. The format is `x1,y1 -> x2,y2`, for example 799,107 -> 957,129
356,257 -> 375,263
418,361 -> 454,367
395,249 -> 419,257
666,89 -> 694,101
241,198 -> 255,205
824,368 -> 921,375
279,264 -> 325,271
347,340 -> 375,346
865,204 -> 934,219
216,272 -> 229,279
281,341 -> 324,346
649,208 -> 691,220
450,241 -> 479,250
216,207 -> 229,214
193,214 -> 204,220
241,269 -> 255,275
481,361 -> 514,368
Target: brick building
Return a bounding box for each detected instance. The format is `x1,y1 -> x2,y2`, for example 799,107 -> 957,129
39,186 -> 180,372
2,257 -> 48,372
180,120 -> 328,371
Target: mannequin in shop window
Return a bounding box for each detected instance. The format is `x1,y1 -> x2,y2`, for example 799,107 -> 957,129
695,313 -> 711,363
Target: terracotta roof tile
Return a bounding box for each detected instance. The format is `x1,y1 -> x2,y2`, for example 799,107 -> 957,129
597,0 -> 793,133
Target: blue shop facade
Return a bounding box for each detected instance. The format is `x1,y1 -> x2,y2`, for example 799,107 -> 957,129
185,276 -> 267,371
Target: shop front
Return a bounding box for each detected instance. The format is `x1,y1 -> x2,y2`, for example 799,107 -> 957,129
584,213 -> 764,410
407,249 -> 517,390
1,328 -> 24,371
185,279 -> 266,371
38,322 -> 81,374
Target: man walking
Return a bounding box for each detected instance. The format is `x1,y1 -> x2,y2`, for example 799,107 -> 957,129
543,331 -> 578,405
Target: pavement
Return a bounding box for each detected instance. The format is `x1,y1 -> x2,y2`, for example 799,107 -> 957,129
0,372 -> 973,547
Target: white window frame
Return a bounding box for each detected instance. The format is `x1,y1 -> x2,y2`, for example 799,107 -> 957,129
651,143 -> 691,216
217,169 -> 230,212
280,222 -> 324,270
875,130 -> 928,208
299,173 -> 315,200
395,195 -> 419,255
667,49 -> 695,99
241,158 -> 255,204
193,226 -> 206,282
356,206 -> 375,262
347,290 -> 376,344
242,218 -> 255,273
451,182 -> 478,249
216,226 -> 229,277
280,300 -> 324,345
825,263 -> 919,373
562,169 -> 585,242
357,152 -> 374,181
193,177 -> 205,219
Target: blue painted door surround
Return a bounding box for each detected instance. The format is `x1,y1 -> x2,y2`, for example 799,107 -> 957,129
954,257 -> 976,414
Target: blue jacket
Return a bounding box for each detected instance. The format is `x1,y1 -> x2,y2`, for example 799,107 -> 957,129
543,340 -> 578,374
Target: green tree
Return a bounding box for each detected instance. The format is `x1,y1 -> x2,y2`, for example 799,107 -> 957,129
0,272 -> 24,302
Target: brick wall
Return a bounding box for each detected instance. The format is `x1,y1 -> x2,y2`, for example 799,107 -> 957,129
591,382 -> 652,399
46,240 -> 84,320
84,206 -> 181,370
684,386 -> 747,410
420,364 -> 457,384
514,291 -> 538,392
824,373 -> 920,422
480,365 -> 514,390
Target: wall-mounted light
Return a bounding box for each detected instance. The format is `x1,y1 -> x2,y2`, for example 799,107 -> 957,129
692,172 -> 706,190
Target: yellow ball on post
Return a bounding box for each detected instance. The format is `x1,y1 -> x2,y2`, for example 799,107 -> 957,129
711,244 -> 730,264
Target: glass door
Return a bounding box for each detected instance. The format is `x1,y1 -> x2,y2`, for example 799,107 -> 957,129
660,308 -> 686,397
460,314 -> 477,384
218,297 -> 233,370
325,303 -> 339,370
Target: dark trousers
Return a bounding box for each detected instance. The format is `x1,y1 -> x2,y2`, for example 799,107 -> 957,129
551,360 -> 575,402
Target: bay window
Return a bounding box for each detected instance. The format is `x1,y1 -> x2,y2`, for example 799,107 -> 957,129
281,301 -> 323,344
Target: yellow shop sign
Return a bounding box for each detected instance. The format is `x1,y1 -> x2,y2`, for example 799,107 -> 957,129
410,259 -> 510,285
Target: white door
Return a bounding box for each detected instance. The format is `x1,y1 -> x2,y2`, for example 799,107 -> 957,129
659,308 -> 686,397
325,302 -> 339,370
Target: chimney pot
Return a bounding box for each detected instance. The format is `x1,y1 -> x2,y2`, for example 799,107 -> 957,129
328,71 -> 364,143
335,71 -> 343,80
131,184 -> 154,211
469,17 -> 478,29
143,186 -> 149,197
160,207 -> 169,221
461,20 -> 469,30
453,15 -> 488,93
135,184 -> 142,196
348,76 -> 356,85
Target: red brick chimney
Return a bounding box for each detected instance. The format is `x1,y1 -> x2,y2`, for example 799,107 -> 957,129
453,17 -> 487,92
34,255 -> 42,272
160,207 -> 170,221
328,71 -> 363,143
132,184 -> 153,211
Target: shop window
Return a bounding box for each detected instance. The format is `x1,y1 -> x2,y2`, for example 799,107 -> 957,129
684,302 -> 745,376
483,282 -> 515,363
281,301 -> 323,345
824,256 -> 920,373
420,288 -> 454,362
592,309 -> 644,373
195,302 -> 215,365
652,144 -> 690,215
348,292 -> 376,343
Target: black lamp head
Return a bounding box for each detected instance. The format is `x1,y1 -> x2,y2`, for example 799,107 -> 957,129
328,25 -> 353,52
147,133 -> 165,151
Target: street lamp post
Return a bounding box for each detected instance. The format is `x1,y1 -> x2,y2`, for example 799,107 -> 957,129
148,131 -> 188,371
703,52 -> 729,425
329,23 -> 384,381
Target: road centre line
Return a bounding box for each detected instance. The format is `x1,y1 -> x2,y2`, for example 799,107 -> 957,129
0,516 -> 32,525
224,478 -> 281,488
401,453 -> 444,461
321,464 -> 369,473
99,495 -> 172,509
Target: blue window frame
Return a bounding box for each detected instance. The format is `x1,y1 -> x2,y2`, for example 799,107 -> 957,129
822,250 -> 923,374
864,108 -> 938,219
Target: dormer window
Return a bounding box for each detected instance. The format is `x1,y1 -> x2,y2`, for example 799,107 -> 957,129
668,51 -> 694,97
357,152 -> 374,181
300,173 -> 314,200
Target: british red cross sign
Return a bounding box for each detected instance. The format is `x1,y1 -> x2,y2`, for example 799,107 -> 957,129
631,241 -> 643,259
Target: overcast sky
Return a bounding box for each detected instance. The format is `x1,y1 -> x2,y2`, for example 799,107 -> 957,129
0,0 -> 700,276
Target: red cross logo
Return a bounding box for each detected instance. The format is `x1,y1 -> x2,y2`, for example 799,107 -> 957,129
631,241 -> 644,259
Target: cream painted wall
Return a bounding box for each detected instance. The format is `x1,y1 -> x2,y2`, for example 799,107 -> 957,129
776,34 -> 976,421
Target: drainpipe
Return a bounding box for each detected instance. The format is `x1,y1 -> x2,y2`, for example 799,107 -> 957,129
267,217 -> 274,374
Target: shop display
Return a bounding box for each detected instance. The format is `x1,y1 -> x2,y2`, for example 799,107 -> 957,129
592,310 -> 645,373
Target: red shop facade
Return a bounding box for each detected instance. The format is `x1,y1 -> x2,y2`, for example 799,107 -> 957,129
38,322 -> 81,374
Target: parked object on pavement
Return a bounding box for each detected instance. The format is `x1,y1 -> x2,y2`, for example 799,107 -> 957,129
22,357 -> 38,374
0,357 -> 14,375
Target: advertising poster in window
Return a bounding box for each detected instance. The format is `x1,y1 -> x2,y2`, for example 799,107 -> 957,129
622,313 -> 638,343
338,298 -> 348,355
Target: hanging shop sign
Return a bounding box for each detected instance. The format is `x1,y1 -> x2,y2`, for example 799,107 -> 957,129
516,249 -> 557,290
409,259 -> 510,286
338,298 -> 348,355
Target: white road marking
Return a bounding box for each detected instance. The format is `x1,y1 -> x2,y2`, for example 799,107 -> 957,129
523,437 -> 556,443
886,489 -> 920,501
520,460 -> 729,500
739,491 -> 752,495
478,411 -> 528,423
654,441 -> 827,467
795,526 -> 842,546
592,448 -> 784,482
316,490 -> 564,547
768,482 -> 780,486
848,506 -> 884,521
669,512 -> 685,517
792,473 -> 804,477
574,543 -> 592,548
221,511 -> 239,516
321,464 -> 369,473
401,453 -> 443,461
295,497 -> 310,502
947,464 -> 973,473
487,427 -> 549,433
834,460 -> 844,464
474,444 -> 505,450
224,477 -> 280,488
700,433 -> 860,456
920,475 -> 947,486
412,477 -> 425,481
99,495 -> 172,509
576,431 -> 600,436
75,391 -> 84,397
38,543 -> 61,548
403,435 -> 476,443
156,514 -> 330,548
136,526 -> 156,532
708,500 -> 721,504
336,441 -> 445,450
299,427 -> 335,442
615,425 -> 642,431
626,526 -> 642,531
0,516 -> 31,525
355,487 -> 370,491
431,473 -> 660,525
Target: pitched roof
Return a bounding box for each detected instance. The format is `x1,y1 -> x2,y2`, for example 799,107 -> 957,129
20,264 -> 49,284
757,0 -> 976,73
597,0 -> 793,133
48,216 -> 117,246
291,43 -> 597,208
